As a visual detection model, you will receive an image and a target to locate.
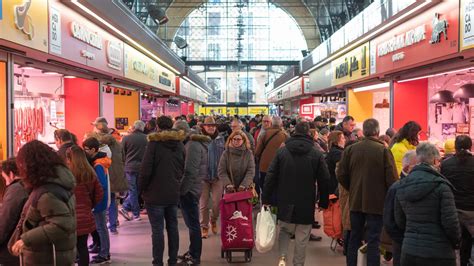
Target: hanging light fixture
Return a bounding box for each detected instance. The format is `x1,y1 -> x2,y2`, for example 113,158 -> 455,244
454,83 -> 474,99
429,90 -> 458,103
147,4 -> 168,25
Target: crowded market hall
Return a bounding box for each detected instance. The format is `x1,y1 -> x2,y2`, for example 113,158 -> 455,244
1,0 -> 474,266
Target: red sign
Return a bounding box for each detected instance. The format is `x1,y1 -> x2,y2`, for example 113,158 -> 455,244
48,2 -> 124,77
371,0 -> 459,75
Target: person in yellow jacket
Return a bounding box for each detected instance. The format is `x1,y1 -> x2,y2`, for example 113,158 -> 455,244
390,121 -> 422,175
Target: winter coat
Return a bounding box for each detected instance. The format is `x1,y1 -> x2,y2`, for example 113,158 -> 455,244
338,183 -> 351,231
440,154 -> 474,211
122,130 -> 148,173
75,177 -> 104,236
218,146 -> 255,188
337,137 -> 398,215
99,133 -> 128,193
139,130 -> 186,205
390,139 -> 416,175
0,180 -> 28,265
243,130 -> 255,151
255,127 -> 288,172
203,133 -> 225,183
395,163 -> 461,259
263,134 -> 330,225
181,134 -> 211,197
90,152 -> 111,213
383,180 -> 404,244
20,166 -> 77,266
326,145 -> 344,194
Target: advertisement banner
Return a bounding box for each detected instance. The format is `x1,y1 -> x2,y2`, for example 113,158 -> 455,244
48,2 -> 124,76
0,0 -> 49,52
461,0 -> 474,51
331,42 -> 370,86
371,0 -> 459,74
124,44 -> 176,93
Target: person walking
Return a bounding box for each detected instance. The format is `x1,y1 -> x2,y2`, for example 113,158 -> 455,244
11,141 -> 76,266
390,121 -> 422,175
219,130 -> 255,192
0,158 -> 29,266
119,120 -> 148,222
326,130 -> 345,194
83,137 -> 112,264
255,116 -> 288,198
263,121 -> 330,266
441,135 -> 474,266
383,150 -> 417,266
337,119 -> 398,266
395,142 -> 461,266
177,125 -> 211,265
199,117 -> 226,239
139,116 -> 185,266
65,145 -> 104,266
230,118 -> 255,151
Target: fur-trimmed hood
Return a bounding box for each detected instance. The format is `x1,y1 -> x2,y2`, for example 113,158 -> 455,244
189,134 -> 211,143
148,130 -> 186,142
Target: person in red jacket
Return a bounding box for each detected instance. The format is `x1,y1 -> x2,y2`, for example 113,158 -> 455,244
65,146 -> 104,266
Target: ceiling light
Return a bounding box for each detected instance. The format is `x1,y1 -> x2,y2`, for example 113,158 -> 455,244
19,66 -> 36,70
43,71 -> 60,75
353,82 -> 390,92
64,75 -> 77,79
147,4 -> 168,25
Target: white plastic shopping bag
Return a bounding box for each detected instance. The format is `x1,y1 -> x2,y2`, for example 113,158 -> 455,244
255,206 -> 277,253
357,243 -> 367,266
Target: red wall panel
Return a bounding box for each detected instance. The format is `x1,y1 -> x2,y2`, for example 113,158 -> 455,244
65,78 -> 99,144
393,79 -> 428,139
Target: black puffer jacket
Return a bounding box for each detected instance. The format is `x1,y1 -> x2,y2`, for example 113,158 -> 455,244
139,130 -> 185,205
395,163 -> 461,259
326,145 -> 343,194
263,134 -> 329,224
440,154 -> 474,211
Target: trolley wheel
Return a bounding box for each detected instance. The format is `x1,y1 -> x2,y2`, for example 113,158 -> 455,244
221,249 -> 224,258
226,251 -> 232,263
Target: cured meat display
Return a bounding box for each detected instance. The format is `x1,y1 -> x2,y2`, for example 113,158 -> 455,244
14,106 -> 45,150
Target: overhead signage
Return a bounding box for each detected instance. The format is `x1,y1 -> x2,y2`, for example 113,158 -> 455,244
179,78 -> 191,98
371,0 -> 459,75
124,44 -> 175,93
331,42 -> 369,86
48,2 -> 124,77
308,63 -> 332,92
0,0 -> 48,52
461,0 -> 474,50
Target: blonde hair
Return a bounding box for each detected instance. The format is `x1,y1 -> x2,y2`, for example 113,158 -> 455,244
226,130 -> 251,150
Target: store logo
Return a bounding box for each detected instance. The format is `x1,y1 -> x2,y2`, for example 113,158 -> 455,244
14,0 -> 34,40
378,25 -> 426,57
71,21 -> 103,50
106,41 -> 122,70
430,13 -> 448,44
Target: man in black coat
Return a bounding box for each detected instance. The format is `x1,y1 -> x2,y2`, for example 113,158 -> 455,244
139,116 -> 185,266
119,120 -> 148,222
263,121 -> 329,266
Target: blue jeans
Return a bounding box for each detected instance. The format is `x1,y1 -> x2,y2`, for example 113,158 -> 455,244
123,171 -> 140,217
108,193 -> 118,231
347,211 -> 383,266
180,193 -> 202,261
94,211 -> 110,258
146,204 -> 179,265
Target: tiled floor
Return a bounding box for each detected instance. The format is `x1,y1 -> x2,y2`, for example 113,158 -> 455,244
107,212 -> 347,265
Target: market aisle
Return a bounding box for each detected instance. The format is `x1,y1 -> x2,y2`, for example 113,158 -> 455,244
108,214 -> 347,265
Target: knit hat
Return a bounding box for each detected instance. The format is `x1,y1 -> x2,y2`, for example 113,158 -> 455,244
202,117 -> 217,125
444,138 -> 455,154
173,120 -> 190,134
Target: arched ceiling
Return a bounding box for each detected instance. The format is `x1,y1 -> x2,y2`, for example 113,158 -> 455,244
156,0 -> 321,50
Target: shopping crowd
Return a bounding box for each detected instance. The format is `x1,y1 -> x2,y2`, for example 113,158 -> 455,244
0,112 -> 472,266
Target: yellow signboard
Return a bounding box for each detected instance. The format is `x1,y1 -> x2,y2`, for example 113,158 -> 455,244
124,44 -> 176,93
331,42 -> 370,86
0,0 -> 49,52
